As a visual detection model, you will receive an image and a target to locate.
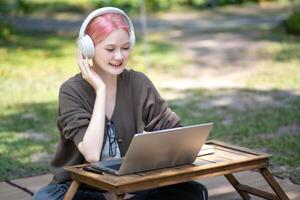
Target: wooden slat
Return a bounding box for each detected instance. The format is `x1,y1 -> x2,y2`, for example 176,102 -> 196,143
260,168 -> 290,200
70,173 -> 116,192
199,154 -> 231,163
225,174 -> 251,200
66,165 -> 141,186
63,180 -> 80,200
191,159 -> 268,180
237,184 -> 280,200
207,140 -> 271,156
214,148 -> 250,160
132,156 -> 267,185
116,159 -> 269,194
214,146 -> 256,158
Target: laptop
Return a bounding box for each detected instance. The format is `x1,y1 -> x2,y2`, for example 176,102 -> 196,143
89,123 -> 213,175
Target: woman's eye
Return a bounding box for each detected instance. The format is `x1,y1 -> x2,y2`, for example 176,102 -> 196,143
122,47 -> 130,50
106,49 -> 114,52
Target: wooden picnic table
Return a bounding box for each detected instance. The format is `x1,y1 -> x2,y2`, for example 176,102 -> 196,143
63,140 -> 290,200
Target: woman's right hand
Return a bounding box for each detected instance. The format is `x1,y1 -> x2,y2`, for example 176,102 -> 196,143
77,49 -> 105,93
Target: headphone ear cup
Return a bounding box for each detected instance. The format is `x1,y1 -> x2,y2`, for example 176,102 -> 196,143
78,35 -> 95,59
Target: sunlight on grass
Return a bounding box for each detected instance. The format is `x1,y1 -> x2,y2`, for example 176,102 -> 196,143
249,61 -> 300,89
246,33 -> 300,90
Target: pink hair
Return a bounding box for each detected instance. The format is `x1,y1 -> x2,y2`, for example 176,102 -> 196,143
85,13 -> 130,45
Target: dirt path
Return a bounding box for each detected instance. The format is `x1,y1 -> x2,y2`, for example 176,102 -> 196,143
149,4 -> 290,89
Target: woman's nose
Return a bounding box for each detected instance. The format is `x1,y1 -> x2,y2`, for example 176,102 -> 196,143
114,50 -> 123,60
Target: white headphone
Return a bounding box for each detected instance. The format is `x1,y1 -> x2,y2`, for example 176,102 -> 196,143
78,7 -> 135,59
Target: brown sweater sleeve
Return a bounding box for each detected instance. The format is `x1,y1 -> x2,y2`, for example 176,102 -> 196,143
57,82 -> 92,146
138,73 -> 182,131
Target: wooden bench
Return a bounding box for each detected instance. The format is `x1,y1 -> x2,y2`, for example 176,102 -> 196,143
63,140 -> 290,200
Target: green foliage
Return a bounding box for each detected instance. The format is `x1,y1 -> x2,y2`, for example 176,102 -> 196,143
93,0 -> 187,12
284,11 -> 300,35
18,0 -> 87,14
0,0 -> 271,15
93,0 -> 140,12
0,0 -> 91,15
0,0 -> 11,14
0,22 -> 17,43
145,0 -> 186,11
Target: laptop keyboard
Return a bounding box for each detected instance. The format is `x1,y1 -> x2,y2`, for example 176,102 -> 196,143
106,163 -> 121,171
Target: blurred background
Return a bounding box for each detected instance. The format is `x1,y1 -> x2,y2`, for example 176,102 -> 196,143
0,0 -> 300,185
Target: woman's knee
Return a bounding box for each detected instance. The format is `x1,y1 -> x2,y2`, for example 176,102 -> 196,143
131,181 -> 208,200
32,184 -> 68,200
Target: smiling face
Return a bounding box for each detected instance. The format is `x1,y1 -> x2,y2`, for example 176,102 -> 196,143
93,28 -> 131,75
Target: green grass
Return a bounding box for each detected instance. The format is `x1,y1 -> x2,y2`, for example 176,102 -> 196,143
0,0 -> 92,15
246,31 -> 300,90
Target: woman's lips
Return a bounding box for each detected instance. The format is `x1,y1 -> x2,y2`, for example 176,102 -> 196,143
109,62 -> 122,67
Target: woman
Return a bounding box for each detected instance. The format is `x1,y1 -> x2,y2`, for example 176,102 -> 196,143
33,7 -> 208,200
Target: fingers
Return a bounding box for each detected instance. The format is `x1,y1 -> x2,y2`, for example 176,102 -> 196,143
77,50 -> 85,71
77,49 -> 84,68
77,50 -> 101,90
76,51 -> 105,91
84,57 -> 92,74
77,50 -> 89,77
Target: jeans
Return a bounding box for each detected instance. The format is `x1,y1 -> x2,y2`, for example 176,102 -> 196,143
32,181 -> 208,200
130,181 -> 208,200
32,183 -> 106,200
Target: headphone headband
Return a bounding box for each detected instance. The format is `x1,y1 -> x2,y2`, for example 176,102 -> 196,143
78,7 -> 135,58
79,7 -> 134,38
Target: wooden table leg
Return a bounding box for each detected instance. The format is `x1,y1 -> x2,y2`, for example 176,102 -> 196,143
112,193 -> 125,200
63,180 -> 81,200
259,168 -> 290,200
225,174 -> 251,200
